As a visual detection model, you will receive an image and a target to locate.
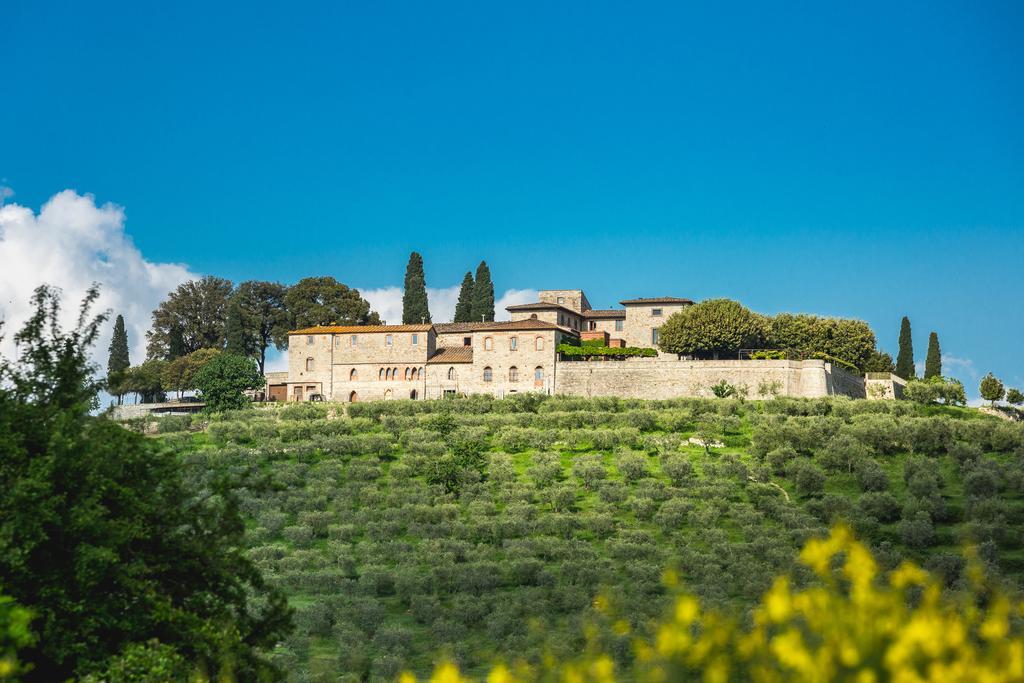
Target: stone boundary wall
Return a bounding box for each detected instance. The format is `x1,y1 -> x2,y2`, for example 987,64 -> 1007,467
554,358 -> 866,400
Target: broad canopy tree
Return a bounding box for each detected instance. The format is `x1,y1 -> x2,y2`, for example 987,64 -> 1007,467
280,277 -> 380,343
232,280 -> 289,373
146,276 -> 234,360
657,299 -> 767,358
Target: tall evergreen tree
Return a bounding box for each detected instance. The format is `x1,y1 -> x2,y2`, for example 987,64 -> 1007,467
224,298 -> 249,357
470,261 -> 495,322
402,252 -> 431,324
106,314 -> 130,405
453,272 -> 474,323
924,331 -> 942,380
895,316 -> 915,380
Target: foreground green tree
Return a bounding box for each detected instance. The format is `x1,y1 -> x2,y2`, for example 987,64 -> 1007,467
658,299 -> 766,358
471,261 -> 495,322
453,272 -> 474,323
282,276 -> 380,336
0,591 -> 34,680
979,373 -> 1005,407
234,280 -> 289,373
402,251 -> 432,324
924,331 -> 942,379
895,316 -> 915,379
0,286 -> 291,681
146,276 -> 234,359
106,314 -> 130,405
194,352 -> 264,412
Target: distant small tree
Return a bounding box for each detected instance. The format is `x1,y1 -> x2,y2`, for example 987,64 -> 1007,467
924,331 -> 941,379
1007,388 -> 1024,406
402,252 -> 432,324
453,272 -> 474,323
234,280 -> 289,373
979,373 -> 1005,407
161,348 -> 221,398
283,276 -> 381,332
658,299 -> 766,358
895,316 -> 915,380
194,353 -> 263,412
121,359 -> 168,404
146,276 -> 233,360
470,261 -> 495,322
106,314 -> 130,405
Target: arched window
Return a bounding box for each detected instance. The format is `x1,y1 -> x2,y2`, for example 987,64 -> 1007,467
530,313 -> 538,319
348,391 -> 358,402
379,368 -> 385,381
405,367 -> 411,381
384,368 -> 391,380
349,368 -> 358,381
535,366 -> 544,381
384,389 -> 393,400
392,367 -> 398,380
417,367 -> 424,380
305,357 -> 314,371
535,336 -> 544,351
483,367 -> 493,382
410,389 -> 418,400
509,366 -> 519,382
447,367 -> 457,380
484,337 -> 493,351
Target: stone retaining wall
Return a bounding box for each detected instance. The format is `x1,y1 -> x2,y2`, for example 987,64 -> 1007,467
554,358 -> 865,400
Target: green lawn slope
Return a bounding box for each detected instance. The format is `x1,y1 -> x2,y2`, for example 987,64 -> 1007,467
154,395 -> 1024,682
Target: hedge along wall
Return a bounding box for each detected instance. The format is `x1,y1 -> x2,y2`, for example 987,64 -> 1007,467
555,358 -> 866,400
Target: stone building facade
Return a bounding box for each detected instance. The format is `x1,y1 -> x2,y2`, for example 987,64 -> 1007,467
281,288 -> 888,402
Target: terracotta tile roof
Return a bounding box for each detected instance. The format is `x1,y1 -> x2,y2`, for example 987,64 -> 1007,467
619,297 -> 694,306
505,302 -> 579,314
583,308 -> 626,319
288,324 -> 433,335
435,320 -> 578,334
427,346 -> 474,364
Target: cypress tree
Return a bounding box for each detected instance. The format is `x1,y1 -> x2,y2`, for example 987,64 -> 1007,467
167,324 -> 186,361
471,261 -> 495,322
453,272 -> 474,323
895,316 -> 915,380
402,252 -> 431,324
924,331 -> 942,379
224,298 -> 249,357
107,314 -> 130,405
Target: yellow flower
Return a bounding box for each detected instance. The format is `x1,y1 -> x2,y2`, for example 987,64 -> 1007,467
764,577 -> 792,623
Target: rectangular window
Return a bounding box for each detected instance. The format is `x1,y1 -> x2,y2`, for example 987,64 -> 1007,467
463,336 -> 471,346
589,321 -> 596,331
652,308 -> 663,317
557,297 -> 565,304
615,319 -> 623,332
411,333 -> 418,345
652,328 -> 659,344
334,336 -> 340,347
350,335 -> 358,347
386,334 -> 393,346
510,336 -> 518,351
306,335 -> 314,345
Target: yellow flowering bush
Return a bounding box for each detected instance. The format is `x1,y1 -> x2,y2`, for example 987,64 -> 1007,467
405,526 -> 1024,683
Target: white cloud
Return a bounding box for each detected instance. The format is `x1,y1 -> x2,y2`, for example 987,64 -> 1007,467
360,285 -> 539,324
495,289 -> 538,320
0,190 -> 196,371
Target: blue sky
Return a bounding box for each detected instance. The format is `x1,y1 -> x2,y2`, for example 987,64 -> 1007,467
2,1 -> 1022,395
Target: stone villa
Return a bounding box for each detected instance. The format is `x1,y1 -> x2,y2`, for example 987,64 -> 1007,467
269,289 -> 903,402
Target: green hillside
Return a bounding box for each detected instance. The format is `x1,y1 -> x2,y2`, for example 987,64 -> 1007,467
156,396 -> 1024,682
